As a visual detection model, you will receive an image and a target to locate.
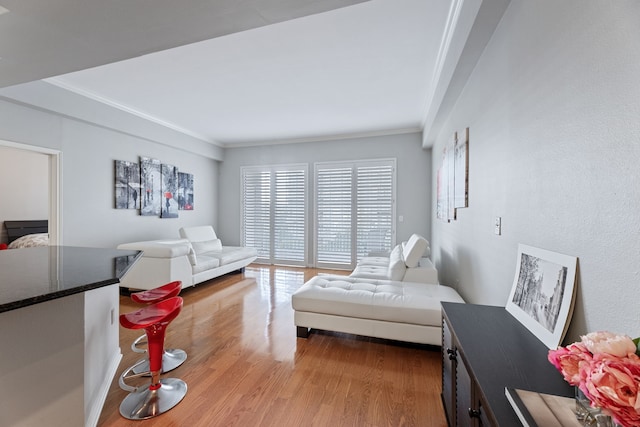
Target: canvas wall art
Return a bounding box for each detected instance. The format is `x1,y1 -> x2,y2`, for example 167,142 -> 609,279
506,244 -> 578,349
178,172 -> 194,210
140,156 -> 162,216
454,128 -> 469,208
161,163 -> 179,218
115,155 -> 194,217
114,160 -> 141,209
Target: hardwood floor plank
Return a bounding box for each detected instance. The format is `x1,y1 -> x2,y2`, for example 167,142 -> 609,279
97,265 -> 447,427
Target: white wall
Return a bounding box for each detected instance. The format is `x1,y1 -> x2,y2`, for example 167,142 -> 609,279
0,147 -> 49,243
218,132 -> 431,250
0,98 -> 220,248
431,0 -> 640,343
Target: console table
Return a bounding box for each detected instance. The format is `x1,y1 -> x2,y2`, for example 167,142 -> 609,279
0,246 -> 140,427
441,302 -> 573,426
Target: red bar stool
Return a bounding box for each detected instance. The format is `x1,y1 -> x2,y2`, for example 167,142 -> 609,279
128,281 -> 187,374
119,296 -> 187,420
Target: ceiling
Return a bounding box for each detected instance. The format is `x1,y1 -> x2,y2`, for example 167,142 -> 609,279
0,0 -> 494,148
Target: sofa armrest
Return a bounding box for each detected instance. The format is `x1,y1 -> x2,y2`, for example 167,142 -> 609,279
117,239 -> 190,258
402,258 -> 439,284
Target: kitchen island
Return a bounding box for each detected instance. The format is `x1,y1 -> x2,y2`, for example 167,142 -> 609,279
0,246 -> 141,427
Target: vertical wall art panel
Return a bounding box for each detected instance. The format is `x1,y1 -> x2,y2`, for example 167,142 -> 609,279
161,163 -> 179,218
447,135 -> 456,221
114,160 -> 141,209
140,156 -> 162,216
178,172 -> 194,210
454,128 -> 469,209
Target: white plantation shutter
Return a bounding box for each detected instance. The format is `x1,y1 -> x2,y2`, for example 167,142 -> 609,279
241,165 -> 307,265
315,159 -> 395,269
356,162 -> 394,259
273,168 -> 306,262
242,169 -> 271,259
316,166 -> 353,265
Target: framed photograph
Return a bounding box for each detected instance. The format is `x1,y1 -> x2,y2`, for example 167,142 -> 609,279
506,244 -> 578,349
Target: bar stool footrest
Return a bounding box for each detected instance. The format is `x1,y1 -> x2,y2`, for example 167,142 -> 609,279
132,349 -> 188,375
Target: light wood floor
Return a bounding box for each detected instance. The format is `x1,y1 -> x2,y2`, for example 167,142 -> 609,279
97,265 -> 447,427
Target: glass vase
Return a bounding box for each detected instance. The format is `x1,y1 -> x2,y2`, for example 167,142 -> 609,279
574,387 -> 623,427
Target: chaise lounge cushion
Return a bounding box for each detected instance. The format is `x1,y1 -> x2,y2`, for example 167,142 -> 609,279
292,275 -> 465,328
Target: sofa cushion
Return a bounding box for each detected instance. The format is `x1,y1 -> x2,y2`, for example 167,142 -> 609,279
388,245 -> 406,281
403,234 -> 429,268
202,246 -> 257,265
357,256 -> 390,267
350,264 -> 389,280
191,238 -> 222,255
192,254 -> 221,274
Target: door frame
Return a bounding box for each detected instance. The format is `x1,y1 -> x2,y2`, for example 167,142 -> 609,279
0,139 -> 62,245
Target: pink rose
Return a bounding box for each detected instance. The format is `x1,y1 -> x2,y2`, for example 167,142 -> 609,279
582,331 -> 637,357
582,353 -> 640,426
548,342 -> 592,386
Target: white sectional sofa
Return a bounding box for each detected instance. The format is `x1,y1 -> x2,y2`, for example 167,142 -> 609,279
292,275 -> 464,345
292,233 -> 465,345
350,233 -> 438,284
117,226 -> 257,290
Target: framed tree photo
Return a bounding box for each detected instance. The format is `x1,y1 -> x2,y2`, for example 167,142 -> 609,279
506,244 -> 578,349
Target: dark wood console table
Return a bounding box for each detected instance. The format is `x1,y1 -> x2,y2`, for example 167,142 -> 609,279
441,302 -> 573,426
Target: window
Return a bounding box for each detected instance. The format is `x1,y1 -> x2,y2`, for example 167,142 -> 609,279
241,164 -> 307,265
315,159 -> 396,269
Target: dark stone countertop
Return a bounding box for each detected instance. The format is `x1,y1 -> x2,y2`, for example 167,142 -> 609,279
0,246 -> 141,313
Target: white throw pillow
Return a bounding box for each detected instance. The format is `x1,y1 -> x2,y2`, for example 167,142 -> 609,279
191,238 -> 222,254
388,244 -> 406,281
403,234 -> 429,268
187,244 -> 198,266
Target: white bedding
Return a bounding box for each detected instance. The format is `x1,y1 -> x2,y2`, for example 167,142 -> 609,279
8,233 -> 49,249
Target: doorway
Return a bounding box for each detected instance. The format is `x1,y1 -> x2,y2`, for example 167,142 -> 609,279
0,139 -> 61,245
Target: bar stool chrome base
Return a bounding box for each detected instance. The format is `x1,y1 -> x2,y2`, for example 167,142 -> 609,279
132,348 -> 187,375
119,378 -> 187,420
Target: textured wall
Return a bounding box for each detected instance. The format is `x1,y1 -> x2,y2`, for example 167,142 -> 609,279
431,0 -> 640,343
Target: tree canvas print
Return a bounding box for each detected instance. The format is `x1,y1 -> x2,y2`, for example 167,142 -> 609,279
506,244 -> 578,349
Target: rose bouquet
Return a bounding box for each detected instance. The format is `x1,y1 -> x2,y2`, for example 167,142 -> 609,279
548,331 -> 640,427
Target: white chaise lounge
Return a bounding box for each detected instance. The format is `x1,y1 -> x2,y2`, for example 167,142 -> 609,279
292,275 -> 465,345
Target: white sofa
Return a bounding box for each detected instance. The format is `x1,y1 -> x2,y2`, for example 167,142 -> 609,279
350,233 -> 438,284
292,275 -> 464,345
117,226 -> 257,290
292,233 -> 464,345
